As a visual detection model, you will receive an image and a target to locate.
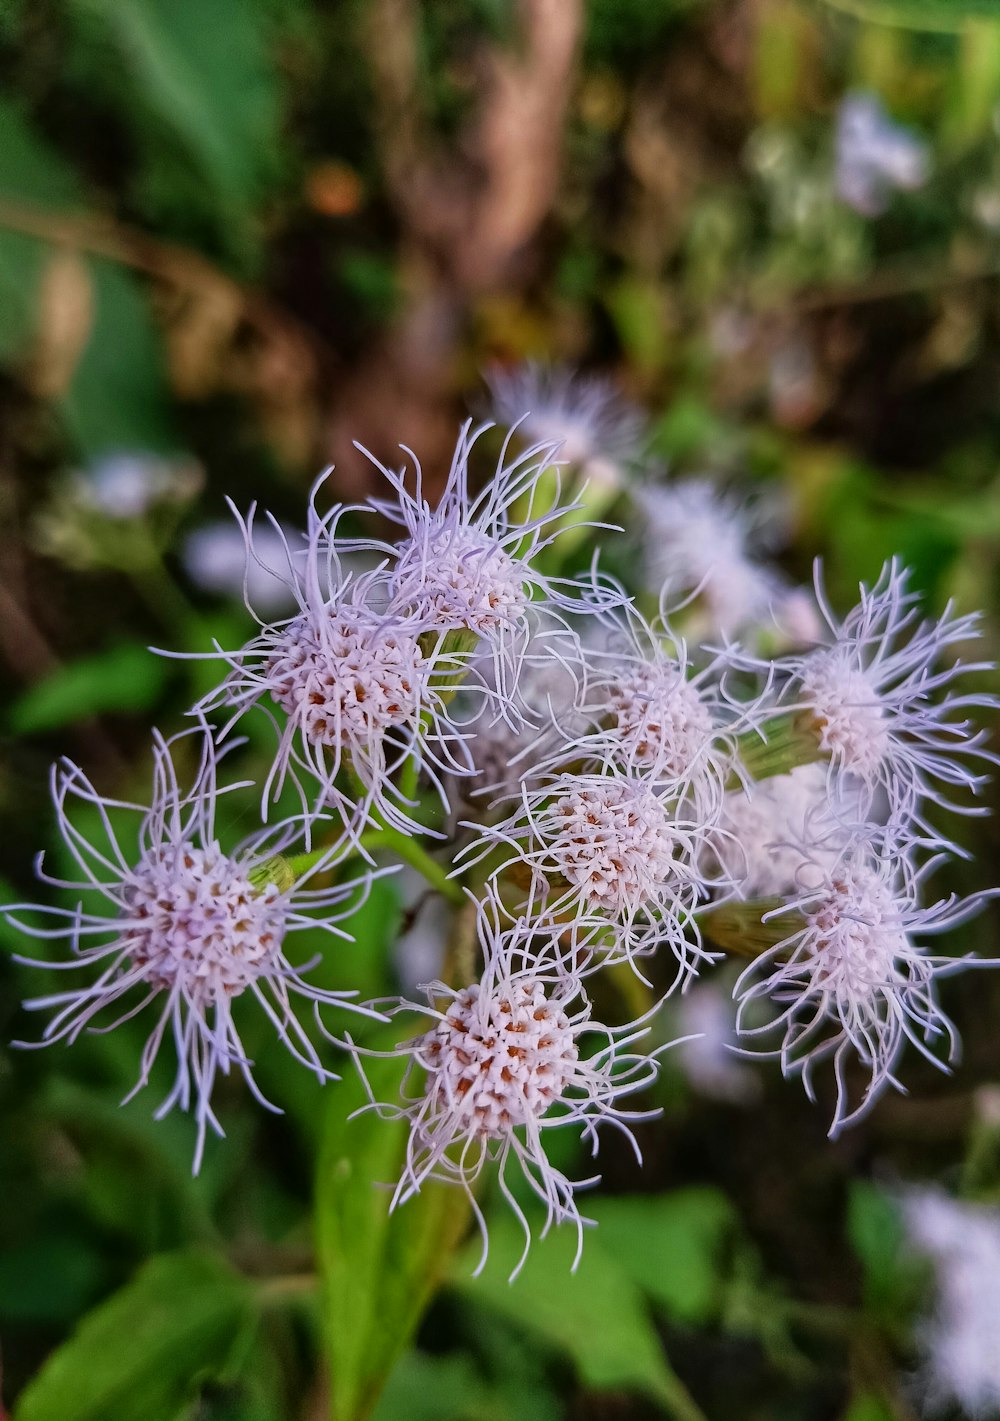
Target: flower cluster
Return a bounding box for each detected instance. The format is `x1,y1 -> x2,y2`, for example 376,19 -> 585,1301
6,365 -> 996,1275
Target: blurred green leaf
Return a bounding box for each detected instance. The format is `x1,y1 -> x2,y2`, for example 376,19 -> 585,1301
819,0 -> 1000,30
453,1214 -> 707,1421
0,1232 -> 103,1325
0,102 -> 83,361
372,1350 -> 552,1421
60,257 -> 176,453
316,1034 -> 470,1421
588,1188 -> 737,1325
70,0 -> 281,210
847,1180 -> 905,1318
12,1251 -> 257,1421
843,1395 -> 896,1421
9,642 -> 171,735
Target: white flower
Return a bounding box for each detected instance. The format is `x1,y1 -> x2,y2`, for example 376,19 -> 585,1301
190,484 -> 474,838
711,763 -> 859,900
183,520 -> 302,614
76,452 -> 202,519
465,768 -> 714,982
353,897 -> 660,1278
561,606 -> 752,815
7,730 -> 382,1170
835,92 -> 929,217
353,421 -> 623,723
635,478 -> 783,639
789,560 -> 996,832
771,586 -> 825,650
903,1188 -> 1000,1417
733,833 -> 990,1133
485,362 -> 644,468
674,978 -> 760,1105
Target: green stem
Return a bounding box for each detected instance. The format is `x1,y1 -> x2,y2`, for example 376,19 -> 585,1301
359,826 -> 465,905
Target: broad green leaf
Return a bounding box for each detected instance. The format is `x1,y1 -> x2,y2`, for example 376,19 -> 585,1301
819,0 -> 1000,30
70,0 -> 281,213
588,1188 -> 737,1324
0,101 -> 175,452
453,1214 -> 707,1421
317,1036 -> 471,1421
844,1396 -> 896,1421
373,1347 -> 561,1421
371,1351 -> 518,1421
9,641 -> 171,735
847,1181 -> 908,1318
0,102 -> 83,361
60,257 -> 176,453
12,1251 -> 257,1421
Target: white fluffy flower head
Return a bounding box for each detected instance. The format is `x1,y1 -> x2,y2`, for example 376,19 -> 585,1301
734,834 -> 987,1132
790,560 -> 996,831
423,977 -> 578,1136
10,730 -> 380,1169
355,899 -> 660,1277
904,1188 -> 1000,1417
486,361 -> 644,467
547,777 -> 677,916
835,92 -> 930,217
267,601 -> 425,748
636,478 -> 782,638
464,768 -> 713,982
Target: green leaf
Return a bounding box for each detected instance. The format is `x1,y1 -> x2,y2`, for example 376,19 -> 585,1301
588,1188 -> 737,1325
844,1395 -> 896,1421
60,256 -> 176,453
9,641 -> 172,735
0,101 -> 175,452
818,0 -> 1000,31
847,1181 -> 905,1317
316,1036 -> 471,1421
12,1251 -> 257,1421
0,102 -> 84,361
371,1352 -> 507,1421
452,1213 -> 707,1421
70,0 -> 281,215
372,1347 -> 562,1421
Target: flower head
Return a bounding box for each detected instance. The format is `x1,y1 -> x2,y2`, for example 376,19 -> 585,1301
734,833 -> 990,1132
485,362 -> 644,469
7,730 -> 382,1169
354,421 -> 624,723
635,478 -> 783,639
835,92 -> 929,217
561,606 -> 750,815
354,896 -> 659,1278
465,768 -> 714,982
190,484 -> 474,838
903,1188 -> 1000,1416
789,560 -> 996,831
710,763 -> 860,899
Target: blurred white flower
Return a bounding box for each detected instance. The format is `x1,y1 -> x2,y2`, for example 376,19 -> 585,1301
904,1188 -> 1000,1416
392,867 -> 448,994
76,452 -> 202,519
675,980 -> 761,1105
635,477 -> 784,640
182,520 -> 301,614
712,763 -> 857,900
486,362 -> 645,469
835,93 -> 930,217
771,587 -> 825,650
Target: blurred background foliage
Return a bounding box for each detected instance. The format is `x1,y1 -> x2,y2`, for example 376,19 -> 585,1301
2,0 -> 1000,1418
